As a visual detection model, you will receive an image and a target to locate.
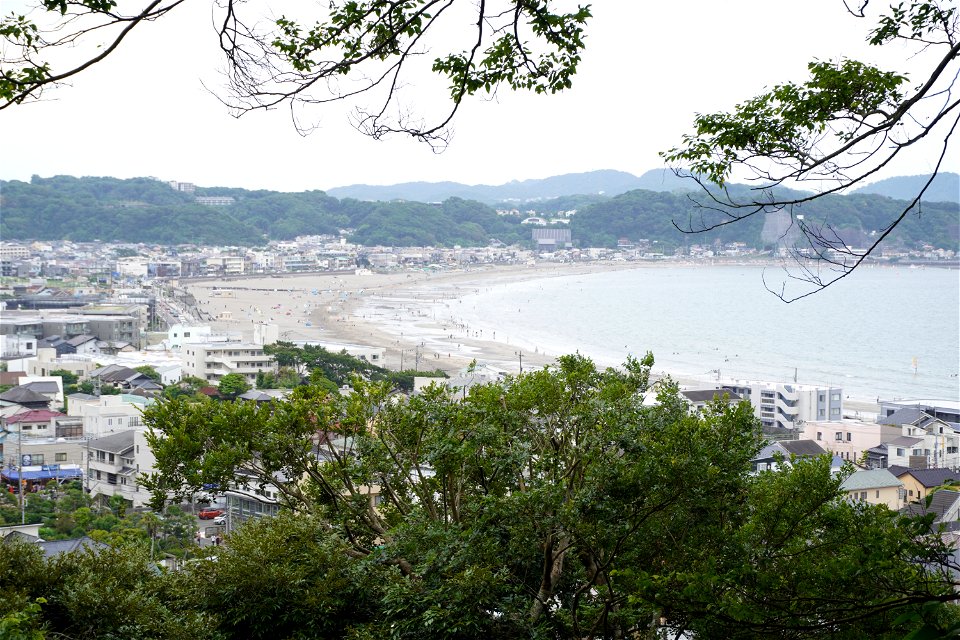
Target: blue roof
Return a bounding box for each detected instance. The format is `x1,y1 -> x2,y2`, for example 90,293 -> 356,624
2,466 -> 83,481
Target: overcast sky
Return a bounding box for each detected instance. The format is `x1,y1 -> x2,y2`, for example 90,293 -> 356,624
1,0 -> 957,192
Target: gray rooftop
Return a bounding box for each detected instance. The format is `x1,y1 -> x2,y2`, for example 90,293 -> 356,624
0,387 -> 50,404
88,430 -> 135,454
896,467 -> 960,488
879,407 -> 928,426
886,436 -> 924,447
779,440 -> 828,457
681,389 -> 742,403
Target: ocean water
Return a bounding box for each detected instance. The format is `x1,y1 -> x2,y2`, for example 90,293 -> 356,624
446,265 -> 960,402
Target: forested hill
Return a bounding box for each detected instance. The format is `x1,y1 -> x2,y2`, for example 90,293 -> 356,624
1,175 -> 957,251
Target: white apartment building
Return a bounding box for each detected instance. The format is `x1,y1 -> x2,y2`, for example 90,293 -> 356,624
67,394 -> 150,438
721,381 -> 843,430
180,342 -> 277,385
1,334 -> 38,358
166,324 -> 214,351
205,255 -> 246,275
86,429 -> 156,508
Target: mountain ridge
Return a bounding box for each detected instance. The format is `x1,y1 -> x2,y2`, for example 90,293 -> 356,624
326,169 -> 960,205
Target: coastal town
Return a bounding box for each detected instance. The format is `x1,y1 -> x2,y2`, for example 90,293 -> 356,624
1,234 -> 958,552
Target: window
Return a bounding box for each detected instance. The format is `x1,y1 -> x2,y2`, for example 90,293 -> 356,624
819,394 -> 825,402
859,491 -> 867,501
831,393 -> 841,401
846,432 -> 852,441
184,332 -> 191,337
819,409 -> 826,417
30,454 -> 43,465
835,432 -> 843,441
876,490 -> 880,499
832,408 -> 841,416
816,431 -> 822,441
21,425 -> 32,431
897,448 -> 906,456
55,453 -> 67,462
108,453 -> 115,463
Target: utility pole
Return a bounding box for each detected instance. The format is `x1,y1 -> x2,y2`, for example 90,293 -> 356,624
17,431 -> 25,524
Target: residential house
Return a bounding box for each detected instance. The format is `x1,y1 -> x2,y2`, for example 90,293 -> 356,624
888,466 -> 960,504
2,409 -> 67,438
0,387 -> 51,411
751,439 -> 839,473
18,378 -> 64,406
64,334 -> 101,356
902,489 -> 960,532
89,364 -> 161,394
878,412 -> 960,469
840,468 -> 905,509
24,348 -> 99,380
879,399 -> 960,427
801,419 -> 901,464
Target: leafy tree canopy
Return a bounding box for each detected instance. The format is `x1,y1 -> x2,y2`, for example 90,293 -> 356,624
216,373 -> 250,398
137,354 -> 960,638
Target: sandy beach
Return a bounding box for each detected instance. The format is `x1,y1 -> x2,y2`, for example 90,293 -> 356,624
180,263 -> 881,415
182,262 -> 639,375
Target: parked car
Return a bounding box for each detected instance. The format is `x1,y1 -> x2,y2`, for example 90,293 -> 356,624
213,515 -> 226,526
198,508 -> 224,520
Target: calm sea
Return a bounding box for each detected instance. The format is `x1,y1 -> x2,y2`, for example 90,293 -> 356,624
448,265 -> 960,402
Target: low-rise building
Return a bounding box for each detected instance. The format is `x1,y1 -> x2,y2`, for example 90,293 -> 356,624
67,394 -> 149,438
181,342 -> 277,386
86,430 -> 154,508
802,419 -> 901,464
889,466 -> 960,504
841,468 -> 905,509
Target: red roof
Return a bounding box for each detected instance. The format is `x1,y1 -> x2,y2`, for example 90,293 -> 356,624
5,409 -> 65,423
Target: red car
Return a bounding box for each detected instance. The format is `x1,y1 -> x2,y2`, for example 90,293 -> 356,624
198,508 -> 224,520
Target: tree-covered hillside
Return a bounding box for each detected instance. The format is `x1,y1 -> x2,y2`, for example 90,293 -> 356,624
2,175 -> 956,250
572,188 -> 959,252
0,176 -> 528,247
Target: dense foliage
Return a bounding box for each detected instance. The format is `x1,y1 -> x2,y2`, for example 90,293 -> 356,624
0,177 -> 528,247
572,186 -> 960,252
263,341 -> 445,392
116,355 -> 960,638
0,481 -> 195,555
2,175 -> 956,251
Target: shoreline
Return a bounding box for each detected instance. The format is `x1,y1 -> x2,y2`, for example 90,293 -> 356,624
182,262 -> 887,415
